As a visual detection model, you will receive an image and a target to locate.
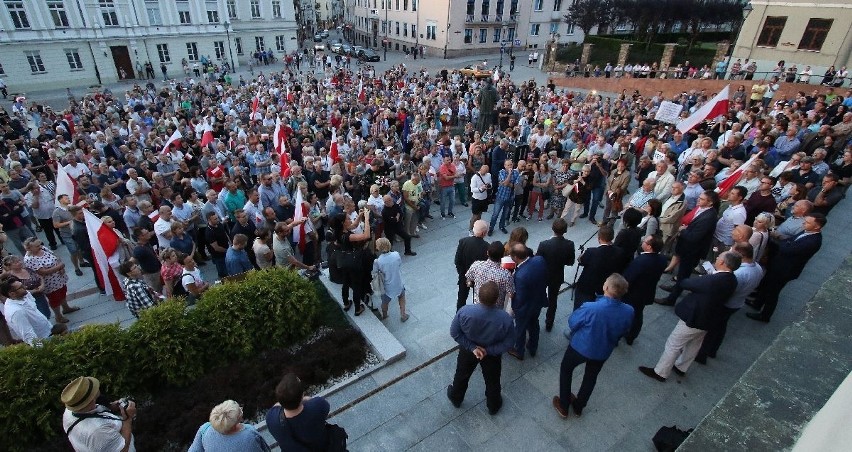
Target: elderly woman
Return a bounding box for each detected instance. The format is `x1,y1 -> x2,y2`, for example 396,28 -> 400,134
23,237 -> 77,323
372,237 -> 409,322
550,159 -> 574,220
188,400 -> 271,452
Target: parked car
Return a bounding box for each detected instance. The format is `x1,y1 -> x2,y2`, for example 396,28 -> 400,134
358,49 -> 381,62
352,45 -> 365,56
340,44 -> 353,55
313,34 -> 323,42
320,30 -> 330,38
459,65 -> 493,79
330,43 -> 343,53
314,43 -> 326,51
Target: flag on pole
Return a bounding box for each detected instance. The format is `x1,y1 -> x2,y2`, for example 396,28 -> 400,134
357,79 -> 366,103
716,153 -> 761,198
329,128 -> 341,164
273,117 -> 284,154
55,165 -> 80,204
292,189 -> 307,253
83,209 -> 125,301
676,85 -> 731,133
251,86 -> 262,121
161,129 -> 183,155
200,118 -> 214,148
279,141 -> 291,179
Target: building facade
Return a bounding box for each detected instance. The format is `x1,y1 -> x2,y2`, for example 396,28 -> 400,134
732,0 -> 852,79
344,0 -> 585,60
0,0 -> 298,93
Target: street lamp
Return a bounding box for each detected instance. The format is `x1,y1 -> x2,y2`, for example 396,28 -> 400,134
223,21 -> 236,72
498,23 -> 508,70
726,1 -> 753,79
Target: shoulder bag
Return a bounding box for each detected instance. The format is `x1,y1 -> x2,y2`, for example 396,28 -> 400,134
280,410 -> 349,452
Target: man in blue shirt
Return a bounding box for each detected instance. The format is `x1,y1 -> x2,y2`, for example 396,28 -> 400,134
447,281 -> 516,415
225,233 -> 254,276
488,159 -> 519,235
553,274 -> 633,418
668,131 -> 689,156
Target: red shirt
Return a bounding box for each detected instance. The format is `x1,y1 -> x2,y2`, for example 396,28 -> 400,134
437,163 -> 456,188
206,165 -> 226,192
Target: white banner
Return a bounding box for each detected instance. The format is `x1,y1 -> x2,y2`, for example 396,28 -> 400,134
656,101 -> 684,124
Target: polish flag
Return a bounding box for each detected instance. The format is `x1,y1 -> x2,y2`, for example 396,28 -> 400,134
716,153 -> 761,198
287,86 -> 294,103
292,189 -> 313,254
55,165 -> 80,204
161,129 -> 183,155
273,117 -> 284,154
279,142 -> 291,178
329,128 -> 341,164
357,79 -> 366,103
676,85 -> 731,133
83,209 -> 125,301
147,210 -> 160,223
251,86 -> 262,121
200,119 -> 214,148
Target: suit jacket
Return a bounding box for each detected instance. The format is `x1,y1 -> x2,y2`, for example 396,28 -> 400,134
659,194 -> 686,240
512,256 -> 549,314
676,207 -> 717,262
535,236 -> 576,284
575,244 -> 624,296
622,252 -> 669,307
767,232 -> 822,282
454,236 -> 489,275
674,271 -> 738,330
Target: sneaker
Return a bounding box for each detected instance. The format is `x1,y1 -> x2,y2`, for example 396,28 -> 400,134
419,223 -> 428,229
416,226 -> 420,233
426,214 -> 434,219
441,213 -> 446,219
448,213 -> 456,219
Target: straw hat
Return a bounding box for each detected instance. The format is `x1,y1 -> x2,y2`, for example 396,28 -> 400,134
61,376 -> 100,412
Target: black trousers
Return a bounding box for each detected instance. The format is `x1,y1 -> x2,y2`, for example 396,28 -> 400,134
384,222 -> 412,253
457,274 -> 470,311
558,345 -> 605,412
341,270 -> 365,310
625,302 -> 647,342
37,218 -> 58,248
448,348 -> 502,412
545,278 -> 562,328
753,276 -> 790,320
697,306 -> 738,359
666,254 -> 702,303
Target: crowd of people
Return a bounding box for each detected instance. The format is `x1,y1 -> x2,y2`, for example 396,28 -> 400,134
0,41 -> 846,449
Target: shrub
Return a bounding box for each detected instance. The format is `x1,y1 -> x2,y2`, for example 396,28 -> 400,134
0,267 -> 319,451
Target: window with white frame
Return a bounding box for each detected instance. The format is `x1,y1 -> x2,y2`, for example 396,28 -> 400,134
533,0 -> 543,11
395,21 -> 399,35
272,0 -> 281,18
156,43 -> 171,62
250,0 -> 261,18
553,0 -> 562,11
276,35 -> 287,51
145,0 -> 161,25
549,23 -> 558,34
403,23 -> 407,37
25,51 -> 46,73
235,37 -> 243,55
411,24 -> 416,39
5,1 -> 30,29
206,3 -> 219,24
403,0 -> 408,10
214,41 -> 225,59
493,28 -> 501,42
64,48 -> 83,70
176,0 -> 191,24
479,29 -> 487,43
464,28 -> 472,44
99,0 -> 119,26
530,23 -> 540,36
186,42 -> 198,61
426,23 -> 436,40
255,36 -> 265,51
566,22 -> 575,35
227,0 -> 237,19
47,0 -> 69,27
412,0 -> 416,11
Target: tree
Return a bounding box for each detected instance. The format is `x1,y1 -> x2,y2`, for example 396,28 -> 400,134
565,0 -> 610,36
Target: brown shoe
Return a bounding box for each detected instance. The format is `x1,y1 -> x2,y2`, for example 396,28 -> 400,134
552,396 -> 569,419
507,349 -> 524,361
62,306 -> 81,314
639,366 -> 666,382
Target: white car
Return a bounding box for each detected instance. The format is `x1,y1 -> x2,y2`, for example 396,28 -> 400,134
314,43 -> 326,51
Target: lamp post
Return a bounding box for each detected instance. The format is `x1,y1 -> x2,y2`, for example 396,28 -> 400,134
498,23 -> 508,70
726,1 -> 753,79
223,21 -> 236,71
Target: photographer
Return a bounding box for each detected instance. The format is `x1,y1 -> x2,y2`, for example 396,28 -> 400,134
468,165 -> 492,234
61,376 -> 136,452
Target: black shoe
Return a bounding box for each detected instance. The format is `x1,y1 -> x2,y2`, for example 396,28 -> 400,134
343,301 -> 352,311
672,366 -> 686,377
80,261 -> 92,268
487,230 -> 494,237
659,284 -> 676,292
441,213 -> 446,219
488,397 -> 503,415
654,297 -> 675,306
404,251 -> 417,256
355,305 -> 365,316
49,244 -> 58,251
694,355 -> 707,365
500,227 -> 508,234
448,213 -> 456,218
545,323 -> 553,332
639,366 -> 666,382
426,214 -> 434,219
578,213 -> 588,219
446,385 -> 461,408
625,337 -> 634,345
462,203 -> 469,207
746,312 -> 770,323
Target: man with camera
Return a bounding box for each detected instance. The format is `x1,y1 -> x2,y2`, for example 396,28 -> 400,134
61,376 -> 137,451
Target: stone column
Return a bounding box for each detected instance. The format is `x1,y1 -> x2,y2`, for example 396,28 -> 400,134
580,43 -> 593,66
714,41 -> 731,64
660,43 -> 677,73
617,43 -> 631,66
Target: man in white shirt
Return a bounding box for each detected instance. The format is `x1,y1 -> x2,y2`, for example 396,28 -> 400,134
713,187 -> 748,251
1,279 -> 66,345
124,169 -> 152,203
153,206 -> 175,249
62,155 -> 91,180
646,161 -> 675,201
61,376 -> 137,452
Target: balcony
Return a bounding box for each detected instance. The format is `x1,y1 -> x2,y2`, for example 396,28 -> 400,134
465,14 -> 475,23
495,14 -> 503,23
551,11 -> 562,21
368,9 -> 379,19
480,14 -> 489,22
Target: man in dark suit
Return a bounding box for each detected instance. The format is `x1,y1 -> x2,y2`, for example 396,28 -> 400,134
536,218 -> 576,332
746,213 -> 825,323
622,235 -> 668,345
454,220 -> 490,310
639,252 -> 740,381
507,244 -> 549,360
574,225 -> 623,310
657,190 -> 719,306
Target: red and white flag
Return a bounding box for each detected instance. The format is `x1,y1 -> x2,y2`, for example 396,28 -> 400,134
251,86 -> 263,121
55,165 -> 80,204
161,129 -> 183,155
329,128 -> 341,164
292,189 -> 313,254
273,117 -> 286,154
676,85 -> 731,133
279,142 -> 291,179
716,153 -> 760,198
200,118 -> 214,148
357,79 -> 366,103
286,86 -> 294,103
83,209 -> 125,301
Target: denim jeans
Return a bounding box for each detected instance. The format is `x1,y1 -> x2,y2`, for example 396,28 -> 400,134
583,184 -> 605,221
489,198 -> 512,230
440,186 -> 455,215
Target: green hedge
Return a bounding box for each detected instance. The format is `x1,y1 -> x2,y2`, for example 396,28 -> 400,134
0,268 -> 319,451
557,36 -> 716,68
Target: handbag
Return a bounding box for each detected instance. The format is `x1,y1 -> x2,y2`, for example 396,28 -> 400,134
280,411 -> 349,452
371,269 -> 385,295
476,173 -> 495,204
336,249 -> 361,271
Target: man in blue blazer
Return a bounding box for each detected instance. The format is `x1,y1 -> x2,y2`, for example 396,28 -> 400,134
508,243 -> 549,360
747,213 -> 825,323
622,235 -> 669,345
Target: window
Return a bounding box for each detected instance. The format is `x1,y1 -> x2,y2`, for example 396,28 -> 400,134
481,0 -> 489,15
146,1 -> 162,25
493,28 -> 501,42
186,42 -> 198,61
227,0 -> 237,19
63,48 -> 83,70
412,24 -> 416,38
549,22 -> 559,34
534,0 -> 543,11
47,1 -> 69,27
466,0 -> 474,15
464,28 -> 473,44
276,35 -> 287,51
798,18 -> 833,51
395,21 -> 400,35
207,10 -> 219,23
553,0 -> 562,10
25,51 -> 46,73
381,20 -> 386,34
235,37 -> 243,55
530,23 -> 540,36
426,24 -> 436,40
395,0 -> 399,10
272,0 -> 281,18
250,0 -> 261,19
566,22 -> 575,35
403,0 -> 408,10
756,16 -> 786,47
507,27 -> 514,41
510,0 -> 518,15
178,11 -> 191,24
479,28 -> 487,43
412,0 -> 416,11
496,0 -> 504,15
5,1 -> 30,29
156,43 -> 171,62
403,23 -> 408,37
214,41 -> 226,59
255,36 -> 265,51
99,0 -> 119,26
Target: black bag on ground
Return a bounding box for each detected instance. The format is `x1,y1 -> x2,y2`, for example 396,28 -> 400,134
652,425 -> 693,452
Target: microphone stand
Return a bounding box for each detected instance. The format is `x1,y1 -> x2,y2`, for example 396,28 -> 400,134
565,228 -> 600,304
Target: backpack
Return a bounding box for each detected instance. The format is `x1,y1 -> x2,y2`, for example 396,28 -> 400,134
652,425 -> 693,452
